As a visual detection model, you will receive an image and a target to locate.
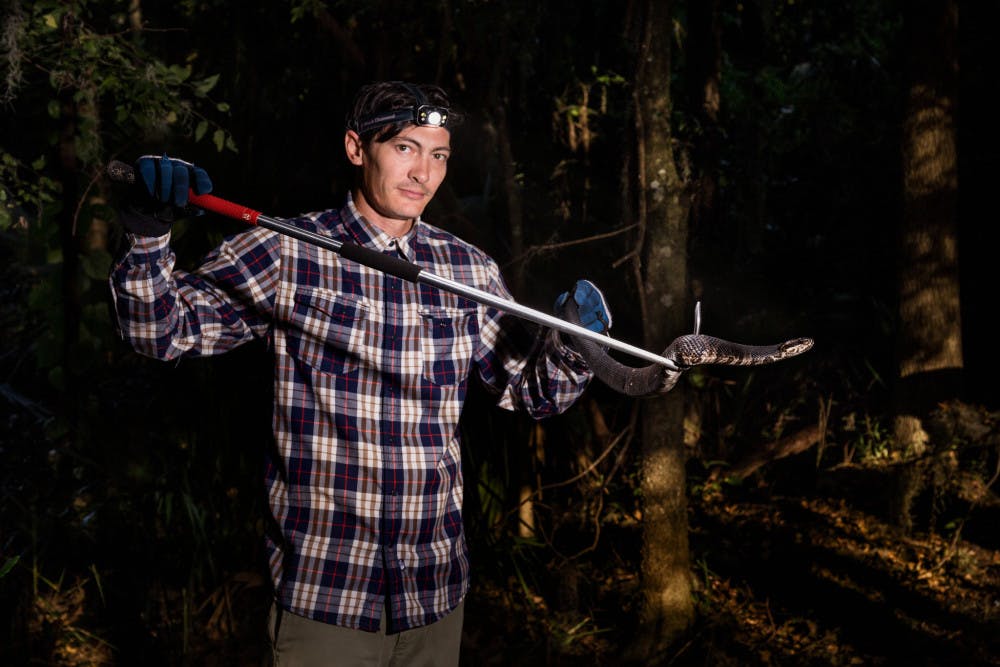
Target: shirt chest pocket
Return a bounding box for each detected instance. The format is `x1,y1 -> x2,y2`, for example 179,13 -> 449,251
419,306 -> 477,386
289,289 -> 371,376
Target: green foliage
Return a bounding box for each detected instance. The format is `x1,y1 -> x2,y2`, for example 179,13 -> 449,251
289,0 -> 328,24
0,151 -> 60,231
841,411 -> 892,462
0,556 -> 19,580
1,0 -> 236,221
0,0 -> 241,401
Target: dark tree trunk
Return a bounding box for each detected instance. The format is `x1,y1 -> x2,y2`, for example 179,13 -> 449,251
891,0 -> 962,531
626,0 -> 695,659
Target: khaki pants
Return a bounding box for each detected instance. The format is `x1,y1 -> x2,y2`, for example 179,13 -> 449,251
268,601 -> 464,667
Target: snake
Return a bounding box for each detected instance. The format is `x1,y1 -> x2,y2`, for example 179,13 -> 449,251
560,299 -> 814,397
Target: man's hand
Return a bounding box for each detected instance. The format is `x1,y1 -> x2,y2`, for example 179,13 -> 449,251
137,154 -> 213,208
554,279 -> 612,334
118,154 -> 213,237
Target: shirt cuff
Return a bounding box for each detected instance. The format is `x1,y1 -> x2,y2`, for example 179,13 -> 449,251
126,231 -> 172,260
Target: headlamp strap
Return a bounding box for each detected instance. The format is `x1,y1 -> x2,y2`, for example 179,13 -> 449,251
401,82 -> 429,107
351,82 -> 449,135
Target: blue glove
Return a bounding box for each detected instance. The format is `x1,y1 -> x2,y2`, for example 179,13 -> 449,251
136,153 -> 213,208
119,154 -> 213,236
554,279 -> 613,334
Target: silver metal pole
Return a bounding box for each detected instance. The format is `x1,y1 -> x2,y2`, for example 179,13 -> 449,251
253,212 -> 680,371
419,272 -> 679,369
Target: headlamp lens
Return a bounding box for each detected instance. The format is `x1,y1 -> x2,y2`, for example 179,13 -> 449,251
417,105 -> 447,128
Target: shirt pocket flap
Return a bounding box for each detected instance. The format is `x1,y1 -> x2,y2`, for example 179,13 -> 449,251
289,289 -> 372,375
418,305 -> 477,385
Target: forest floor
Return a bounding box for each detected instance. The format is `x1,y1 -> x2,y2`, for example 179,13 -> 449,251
459,469 -> 1000,667
18,434 -> 1000,667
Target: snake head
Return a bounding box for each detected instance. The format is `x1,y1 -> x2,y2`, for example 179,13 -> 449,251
778,337 -> 815,357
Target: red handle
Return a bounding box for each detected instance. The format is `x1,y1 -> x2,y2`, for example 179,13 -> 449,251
189,191 -> 261,225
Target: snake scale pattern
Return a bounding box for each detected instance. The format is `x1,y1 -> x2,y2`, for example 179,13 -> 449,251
561,300 -> 814,397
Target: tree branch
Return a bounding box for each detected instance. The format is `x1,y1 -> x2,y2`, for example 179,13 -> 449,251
714,424 -> 823,481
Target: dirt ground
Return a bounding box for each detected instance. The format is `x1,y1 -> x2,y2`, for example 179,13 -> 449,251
459,472 -> 1000,667
19,432 -> 999,667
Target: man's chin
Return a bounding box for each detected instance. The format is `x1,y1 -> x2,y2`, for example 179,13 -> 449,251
390,202 -> 429,221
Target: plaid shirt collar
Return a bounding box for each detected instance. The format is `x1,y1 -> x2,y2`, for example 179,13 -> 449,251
342,191 -> 420,262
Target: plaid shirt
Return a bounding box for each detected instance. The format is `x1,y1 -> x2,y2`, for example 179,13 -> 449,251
109,193 -> 592,632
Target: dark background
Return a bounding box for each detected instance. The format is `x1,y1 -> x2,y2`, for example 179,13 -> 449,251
1,1 -> 998,664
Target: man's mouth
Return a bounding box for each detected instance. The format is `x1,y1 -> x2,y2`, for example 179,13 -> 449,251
398,186 -> 429,200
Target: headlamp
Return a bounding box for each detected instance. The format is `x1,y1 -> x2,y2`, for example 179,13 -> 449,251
351,104 -> 450,135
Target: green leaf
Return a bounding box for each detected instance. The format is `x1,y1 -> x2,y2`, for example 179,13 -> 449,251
687,369 -> 707,389
47,100 -> 61,119
195,120 -> 208,142
99,74 -> 120,94
194,73 -> 220,97
0,555 -> 19,579
216,102 -> 230,113
213,129 -> 224,152
166,64 -> 192,83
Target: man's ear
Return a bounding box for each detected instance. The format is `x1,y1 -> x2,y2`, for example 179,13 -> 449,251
344,130 -> 364,166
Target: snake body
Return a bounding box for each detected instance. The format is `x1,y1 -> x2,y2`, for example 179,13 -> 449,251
561,300 -> 814,397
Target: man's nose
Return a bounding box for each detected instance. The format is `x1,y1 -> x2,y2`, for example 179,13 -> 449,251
409,157 -> 430,183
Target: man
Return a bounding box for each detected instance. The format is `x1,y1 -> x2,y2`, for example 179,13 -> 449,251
109,81 -> 612,665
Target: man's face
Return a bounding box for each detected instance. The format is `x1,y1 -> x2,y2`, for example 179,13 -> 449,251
345,124 -> 451,231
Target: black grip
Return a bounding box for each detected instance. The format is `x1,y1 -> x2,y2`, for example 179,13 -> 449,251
337,242 -> 423,282
106,160 -> 136,185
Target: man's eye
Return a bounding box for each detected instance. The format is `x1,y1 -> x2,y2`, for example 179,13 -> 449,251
396,144 -> 412,153
433,153 -> 449,161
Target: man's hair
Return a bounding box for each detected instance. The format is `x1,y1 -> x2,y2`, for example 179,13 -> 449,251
345,81 -> 459,143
